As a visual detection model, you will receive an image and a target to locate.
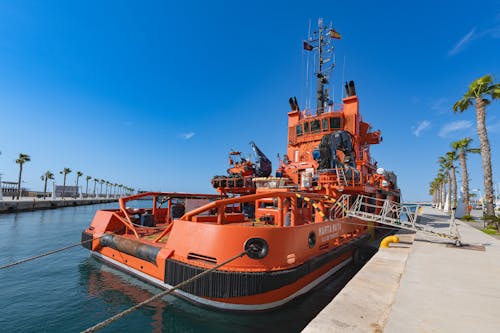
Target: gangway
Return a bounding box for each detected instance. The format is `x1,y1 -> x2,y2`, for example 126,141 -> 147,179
339,195 -> 461,245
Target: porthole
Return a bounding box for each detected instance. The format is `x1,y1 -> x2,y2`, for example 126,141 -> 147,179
308,231 -> 317,248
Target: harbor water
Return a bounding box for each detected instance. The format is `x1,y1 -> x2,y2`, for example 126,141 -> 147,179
0,203 -> 360,332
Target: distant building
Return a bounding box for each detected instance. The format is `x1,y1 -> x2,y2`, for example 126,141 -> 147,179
55,185 -> 79,198
1,181 -> 27,197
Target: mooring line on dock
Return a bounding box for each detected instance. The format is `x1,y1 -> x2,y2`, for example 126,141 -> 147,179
81,249 -> 248,333
0,234 -> 105,270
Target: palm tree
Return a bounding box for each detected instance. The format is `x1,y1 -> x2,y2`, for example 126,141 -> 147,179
85,176 -> 92,197
453,74 -> 500,216
429,179 -> 437,207
93,178 -> 99,197
443,151 -> 458,209
104,181 -> 109,198
75,171 -> 83,198
432,173 -> 446,209
430,175 -> 444,208
15,153 -> 31,199
452,138 -> 480,215
59,168 -> 72,198
99,179 -> 105,197
41,171 -> 54,199
438,155 -> 455,211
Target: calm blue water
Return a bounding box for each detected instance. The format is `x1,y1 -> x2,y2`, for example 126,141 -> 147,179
0,203 -> 358,333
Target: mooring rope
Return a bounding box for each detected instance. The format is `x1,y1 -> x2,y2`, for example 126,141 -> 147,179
0,234 -> 106,270
81,249 -> 248,333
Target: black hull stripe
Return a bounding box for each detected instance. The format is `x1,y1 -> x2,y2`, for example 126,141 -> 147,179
165,234 -> 369,298
81,231 -> 93,250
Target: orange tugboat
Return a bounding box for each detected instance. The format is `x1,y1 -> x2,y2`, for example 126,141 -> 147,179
82,19 -> 400,311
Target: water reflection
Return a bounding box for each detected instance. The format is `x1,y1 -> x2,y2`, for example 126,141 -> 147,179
79,257 -> 359,333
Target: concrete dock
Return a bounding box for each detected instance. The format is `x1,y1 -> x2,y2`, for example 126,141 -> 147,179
303,206 -> 500,332
0,197 -> 117,213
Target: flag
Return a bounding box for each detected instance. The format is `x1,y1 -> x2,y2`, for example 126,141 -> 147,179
303,41 -> 314,51
330,29 -> 341,39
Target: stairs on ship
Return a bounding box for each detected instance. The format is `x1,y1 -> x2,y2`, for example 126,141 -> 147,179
335,166 -> 348,187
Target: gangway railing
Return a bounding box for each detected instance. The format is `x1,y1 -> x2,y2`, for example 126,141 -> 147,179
346,195 -> 461,244
329,194 -> 351,219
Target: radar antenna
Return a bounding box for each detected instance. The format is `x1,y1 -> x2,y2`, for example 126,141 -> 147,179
303,18 -> 341,115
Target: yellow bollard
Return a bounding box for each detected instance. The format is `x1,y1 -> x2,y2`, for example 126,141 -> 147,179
380,235 -> 399,248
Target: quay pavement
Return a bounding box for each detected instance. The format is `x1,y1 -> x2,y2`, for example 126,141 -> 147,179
303,206 -> 500,333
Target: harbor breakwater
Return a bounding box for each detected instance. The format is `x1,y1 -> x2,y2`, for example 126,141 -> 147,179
0,198 -> 117,213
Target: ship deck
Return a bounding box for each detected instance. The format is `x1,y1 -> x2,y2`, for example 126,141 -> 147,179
121,219 -> 292,244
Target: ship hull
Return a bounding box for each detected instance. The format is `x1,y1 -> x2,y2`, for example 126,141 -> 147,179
82,191 -> 376,312
90,233 -> 367,311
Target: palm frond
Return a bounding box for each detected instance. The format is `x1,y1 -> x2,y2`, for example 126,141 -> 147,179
453,97 -> 472,113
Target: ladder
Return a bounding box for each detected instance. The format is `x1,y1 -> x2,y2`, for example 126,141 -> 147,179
345,195 -> 461,244
335,166 -> 348,187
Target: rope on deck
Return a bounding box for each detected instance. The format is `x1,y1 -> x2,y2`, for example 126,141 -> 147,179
81,249 -> 248,333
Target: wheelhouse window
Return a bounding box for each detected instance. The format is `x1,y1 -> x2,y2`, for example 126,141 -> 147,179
330,117 -> 341,129
311,120 -> 320,133
322,119 -> 328,131
304,122 -> 310,133
296,124 -> 303,136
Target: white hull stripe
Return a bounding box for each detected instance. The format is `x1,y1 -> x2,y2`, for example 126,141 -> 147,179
92,252 -> 351,311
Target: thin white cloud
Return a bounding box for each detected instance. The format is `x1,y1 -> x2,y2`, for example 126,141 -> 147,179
410,96 -> 420,104
487,120 -> 500,133
490,26 -> 500,38
448,24 -> 500,56
430,98 -> 449,114
180,132 -> 195,140
448,28 -> 476,56
477,24 -> 500,39
439,120 -> 473,138
412,120 -> 431,137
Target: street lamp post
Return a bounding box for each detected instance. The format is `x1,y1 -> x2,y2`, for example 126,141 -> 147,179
473,189 -> 486,228
0,173 -> 3,201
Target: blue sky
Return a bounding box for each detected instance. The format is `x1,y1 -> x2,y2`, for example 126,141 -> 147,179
0,0 -> 499,201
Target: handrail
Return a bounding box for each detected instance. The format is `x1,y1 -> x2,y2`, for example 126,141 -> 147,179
117,192 -> 223,239
110,211 -> 140,238
181,191 -> 284,221
181,191 -> 334,223
119,191 -> 222,204
118,198 -> 140,238
153,222 -> 174,243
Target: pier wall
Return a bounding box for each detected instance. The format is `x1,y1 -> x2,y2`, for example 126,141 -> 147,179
302,230 -> 414,332
0,198 -> 117,213
303,207 -> 500,333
